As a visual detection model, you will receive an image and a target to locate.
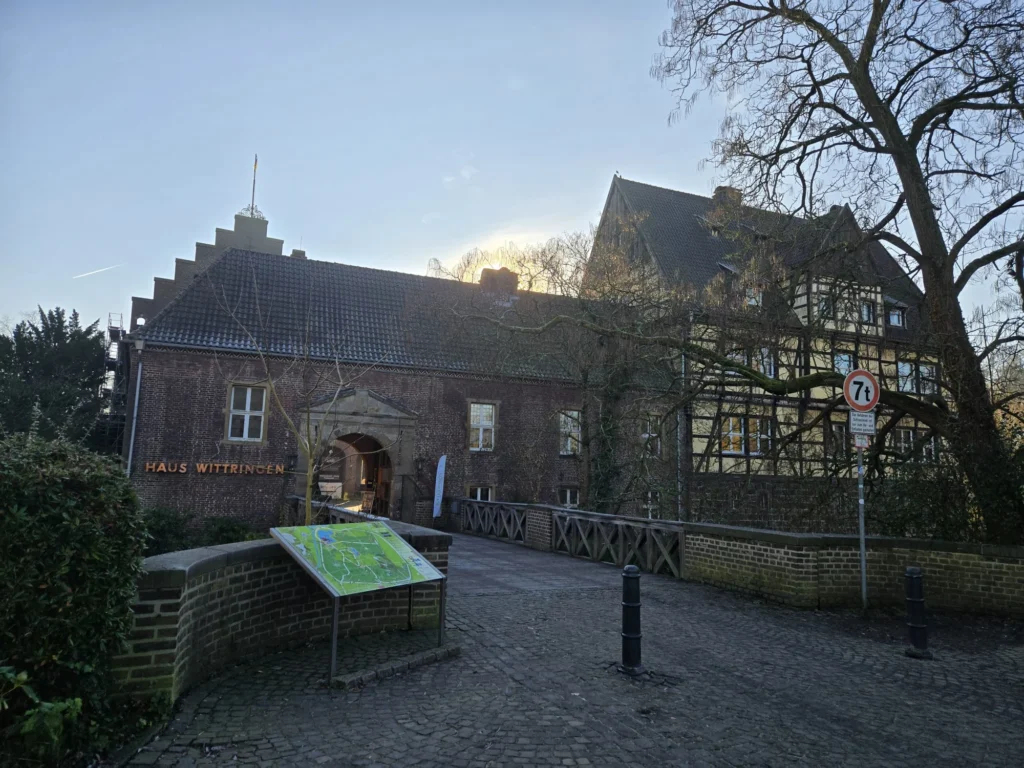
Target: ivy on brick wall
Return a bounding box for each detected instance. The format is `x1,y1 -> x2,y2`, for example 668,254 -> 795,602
0,434 -> 147,763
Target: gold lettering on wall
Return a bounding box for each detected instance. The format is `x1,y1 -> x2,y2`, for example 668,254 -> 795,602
142,461 -> 284,477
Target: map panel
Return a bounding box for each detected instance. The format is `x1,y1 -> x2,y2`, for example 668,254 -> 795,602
270,522 -> 445,598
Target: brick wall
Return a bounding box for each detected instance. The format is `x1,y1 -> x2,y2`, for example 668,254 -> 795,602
112,525 -> 451,703
128,347 -> 582,528
454,500 -> 1024,616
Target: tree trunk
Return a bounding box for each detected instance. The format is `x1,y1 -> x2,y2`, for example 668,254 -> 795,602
922,269 -> 1024,544
304,462 -> 314,526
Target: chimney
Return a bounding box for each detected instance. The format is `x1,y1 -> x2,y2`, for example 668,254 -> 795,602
713,186 -> 743,206
479,266 -> 519,295
290,249 -> 307,259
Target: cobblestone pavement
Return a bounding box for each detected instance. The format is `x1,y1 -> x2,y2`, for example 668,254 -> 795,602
129,534 -> 1024,767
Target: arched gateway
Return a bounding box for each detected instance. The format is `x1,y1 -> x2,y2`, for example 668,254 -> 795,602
299,389 -> 417,522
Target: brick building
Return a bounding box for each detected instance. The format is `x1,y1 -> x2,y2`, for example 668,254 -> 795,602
123,216 -> 591,528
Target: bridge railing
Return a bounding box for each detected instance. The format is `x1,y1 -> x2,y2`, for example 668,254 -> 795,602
454,499 -> 684,577
551,508 -> 684,578
453,500 -> 1024,616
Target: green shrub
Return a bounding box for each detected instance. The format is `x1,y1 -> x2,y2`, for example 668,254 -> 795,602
142,506 -> 196,556
0,434 -> 145,763
200,516 -> 266,546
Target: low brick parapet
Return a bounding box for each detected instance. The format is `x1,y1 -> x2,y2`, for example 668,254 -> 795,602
113,524 -> 451,703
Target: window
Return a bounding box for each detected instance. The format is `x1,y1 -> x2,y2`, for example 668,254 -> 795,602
559,410 -> 581,456
897,360 -> 915,392
558,487 -> 579,509
887,306 -> 906,327
745,287 -> 763,307
859,300 -> 876,323
641,490 -> 660,518
918,364 -> 937,395
469,403 -> 495,451
720,416 -> 745,455
725,346 -> 746,375
641,415 -> 661,457
818,295 -> 835,319
747,417 -> 773,456
834,351 -> 856,377
922,435 -> 938,463
753,347 -> 775,379
831,423 -> 850,457
228,385 -> 266,441
892,427 -> 915,455
468,486 -> 492,502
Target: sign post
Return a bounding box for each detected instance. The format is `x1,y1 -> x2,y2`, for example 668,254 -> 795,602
843,369 -> 880,613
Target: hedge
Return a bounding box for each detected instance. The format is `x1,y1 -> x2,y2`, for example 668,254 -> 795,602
0,434 -> 146,763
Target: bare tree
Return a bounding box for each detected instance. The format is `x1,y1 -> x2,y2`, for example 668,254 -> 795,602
650,0 -> 1024,541
210,266 -> 395,526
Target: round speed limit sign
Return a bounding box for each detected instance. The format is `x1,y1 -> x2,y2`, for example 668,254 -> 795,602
843,369 -> 880,412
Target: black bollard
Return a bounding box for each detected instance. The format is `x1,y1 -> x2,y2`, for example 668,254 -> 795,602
904,566 -> 933,660
619,565 -> 644,676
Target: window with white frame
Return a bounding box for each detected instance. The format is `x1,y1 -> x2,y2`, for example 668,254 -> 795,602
228,385 -> 266,441
753,347 -> 775,379
469,403 -> 495,451
558,487 -> 579,508
887,306 -> 906,327
891,427 -> 915,455
468,486 -> 492,502
641,415 -> 662,457
922,435 -> 938,463
897,360 -> 915,392
641,490 -> 660,518
720,415 -> 745,455
833,351 -> 856,377
747,417 -> 773,456
559,410 -> 581,456
745,286 -> 763,307
859,300 -> 876,323
918,364 -> 938,395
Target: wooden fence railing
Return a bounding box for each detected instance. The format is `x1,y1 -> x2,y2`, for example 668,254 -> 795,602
551,509 -> 684,577
461,500 -> 526,543
455,499 -> 684,577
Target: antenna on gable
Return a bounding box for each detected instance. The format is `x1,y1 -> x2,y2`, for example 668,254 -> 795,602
239,153 -> 265,220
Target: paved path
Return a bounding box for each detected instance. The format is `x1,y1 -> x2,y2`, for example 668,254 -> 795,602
131,534 -> 1024,767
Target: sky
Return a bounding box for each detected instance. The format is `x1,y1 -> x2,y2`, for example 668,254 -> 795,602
1,1 -> 995,335
1,0 -> 725,331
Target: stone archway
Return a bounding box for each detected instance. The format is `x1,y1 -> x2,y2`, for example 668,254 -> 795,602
300,389 -> 417,522
319,433 -> 394,516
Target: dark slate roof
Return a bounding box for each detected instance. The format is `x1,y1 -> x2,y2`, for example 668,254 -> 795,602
132,249 -> 581,381
613,176 -> 924,308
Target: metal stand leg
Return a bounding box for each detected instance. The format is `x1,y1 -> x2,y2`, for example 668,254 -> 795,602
407,584 -> 413,630
329,597 -> 340,682
437,579 -> 446,648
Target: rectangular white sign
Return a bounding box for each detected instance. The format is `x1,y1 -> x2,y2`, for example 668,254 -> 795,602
849,410 -> 876,435
854,434 -> 870,449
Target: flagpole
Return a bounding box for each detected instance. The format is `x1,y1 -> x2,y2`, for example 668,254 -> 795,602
251,154 -> 257,213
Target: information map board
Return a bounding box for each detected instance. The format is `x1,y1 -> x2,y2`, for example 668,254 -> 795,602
270,522 -> 445,599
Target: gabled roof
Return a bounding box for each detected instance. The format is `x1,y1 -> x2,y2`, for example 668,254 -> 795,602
611,176 -> 924,309
132,249 -> 580,381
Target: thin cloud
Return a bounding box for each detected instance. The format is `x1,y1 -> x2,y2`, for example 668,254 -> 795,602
72,264 -> 123,279
441,175 -> 456,188
459,164 -> 478,181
